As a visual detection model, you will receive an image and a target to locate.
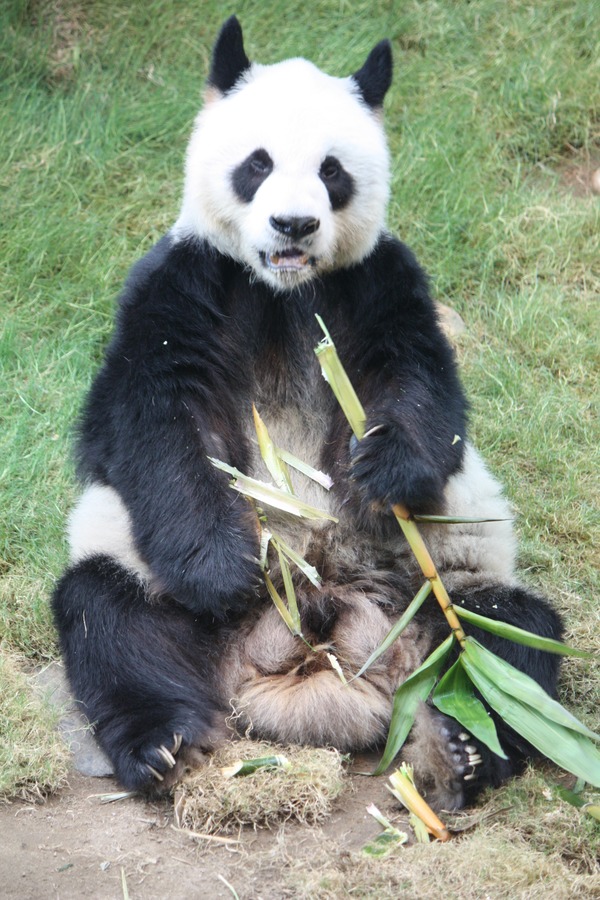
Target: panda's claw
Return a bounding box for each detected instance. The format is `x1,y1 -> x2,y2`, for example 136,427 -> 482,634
458,732 -> 470,742
157,745 -> 177,769
172,732 -> 183,755
146,765 -> 165,782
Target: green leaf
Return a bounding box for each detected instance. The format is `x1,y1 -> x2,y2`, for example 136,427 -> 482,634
463,638 -> 600,740
373,634 -> 455,775
461,649 -> 600,787
413,515 -> 509,524
432,658 -> 508,759
350,582 -> 432,681
454,606 -> 592,658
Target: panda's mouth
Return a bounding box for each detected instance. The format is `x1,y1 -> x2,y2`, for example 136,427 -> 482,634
260,248 -> 315,272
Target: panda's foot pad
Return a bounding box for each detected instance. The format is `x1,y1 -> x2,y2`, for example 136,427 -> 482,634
441,721 -> 484,786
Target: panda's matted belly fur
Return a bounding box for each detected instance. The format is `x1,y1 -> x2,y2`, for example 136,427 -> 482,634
52,17 -> 563,811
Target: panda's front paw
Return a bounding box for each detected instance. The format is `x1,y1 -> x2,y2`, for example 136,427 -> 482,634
156,510 -> 263,620
113,730 -> 208,795
349,423 -> 445,514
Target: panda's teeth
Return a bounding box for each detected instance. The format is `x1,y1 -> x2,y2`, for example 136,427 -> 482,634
267,251 -> 310,270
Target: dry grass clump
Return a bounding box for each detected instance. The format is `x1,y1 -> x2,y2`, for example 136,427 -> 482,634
174,740 -> 346,834
290,827 -> 600,899
0,649 -> 69,803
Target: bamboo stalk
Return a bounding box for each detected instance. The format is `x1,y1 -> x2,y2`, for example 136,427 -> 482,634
392,504 -> 466,647
314,317 -> 466,647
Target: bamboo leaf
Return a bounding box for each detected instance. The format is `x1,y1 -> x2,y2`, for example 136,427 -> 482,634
413,515 -> 509,524
277,547 -> 301,633
258,527 -> 271,570
461,651 -> 600,787
263,571 -> 300,635
270,532 -> 322,588
350,582 -> 432,681
373,634 -> 455,775
455,606 -> 592,658
463,638 -> 600,741
276,448 -> 333,490
432,658 -> 508,759
208,458 -> 338,521
253,404 -> 293,492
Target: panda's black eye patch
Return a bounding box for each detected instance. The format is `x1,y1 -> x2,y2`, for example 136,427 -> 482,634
319,155 -> 355,211
231,149 -> 273,203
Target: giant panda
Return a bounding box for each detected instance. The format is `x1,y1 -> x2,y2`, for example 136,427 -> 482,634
52,16 -> 563,811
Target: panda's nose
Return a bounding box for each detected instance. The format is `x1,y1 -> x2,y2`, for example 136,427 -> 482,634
269,216 -> 320,240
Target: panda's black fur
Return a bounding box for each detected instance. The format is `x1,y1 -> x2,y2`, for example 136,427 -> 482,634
52,17 -> 562,810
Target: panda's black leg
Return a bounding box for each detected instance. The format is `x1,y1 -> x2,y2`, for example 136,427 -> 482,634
51,554 -> 224,793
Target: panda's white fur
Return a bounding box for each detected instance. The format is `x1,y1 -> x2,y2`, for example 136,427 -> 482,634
175,58 -> 390,289
52,18 -> 562,809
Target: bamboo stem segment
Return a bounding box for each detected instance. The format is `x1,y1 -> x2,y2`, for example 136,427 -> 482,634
315,316 -> 466,647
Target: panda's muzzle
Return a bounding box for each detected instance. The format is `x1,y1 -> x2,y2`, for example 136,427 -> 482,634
263,215 -> 319,272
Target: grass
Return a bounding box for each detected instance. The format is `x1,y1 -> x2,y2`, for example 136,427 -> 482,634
1,0 -> 598,889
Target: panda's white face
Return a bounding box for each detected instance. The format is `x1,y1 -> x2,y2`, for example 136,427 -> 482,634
175,58 -> 390,291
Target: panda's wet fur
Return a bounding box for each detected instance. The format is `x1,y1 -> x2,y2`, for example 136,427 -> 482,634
52,17 -> 563,810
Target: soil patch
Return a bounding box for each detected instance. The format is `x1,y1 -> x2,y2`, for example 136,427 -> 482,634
0,757 -> 402,899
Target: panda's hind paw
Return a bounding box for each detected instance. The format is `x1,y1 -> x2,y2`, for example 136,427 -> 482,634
446,727 -> 484,784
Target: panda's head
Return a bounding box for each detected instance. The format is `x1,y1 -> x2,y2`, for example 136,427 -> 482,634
175,17 -> 393,291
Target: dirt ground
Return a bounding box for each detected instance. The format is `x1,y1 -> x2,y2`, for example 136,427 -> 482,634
0,755 -> 404,900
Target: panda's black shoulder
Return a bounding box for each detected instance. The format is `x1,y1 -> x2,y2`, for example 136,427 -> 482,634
328,233 -> 448,350
116,234 -> 228,324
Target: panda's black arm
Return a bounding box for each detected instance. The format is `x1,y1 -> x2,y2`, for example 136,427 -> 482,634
327,235 -> 468,514
75,239 -> 262,619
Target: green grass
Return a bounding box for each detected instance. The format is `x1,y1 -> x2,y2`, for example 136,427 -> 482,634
1,0 -> 598,879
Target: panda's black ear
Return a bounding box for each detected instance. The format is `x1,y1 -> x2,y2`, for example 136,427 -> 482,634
208,16 -> 251,95
352,40 -> 393,109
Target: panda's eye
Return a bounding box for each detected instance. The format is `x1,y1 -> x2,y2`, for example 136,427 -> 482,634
319,155 -> 355,211
232,149 -> 274,203
320,156 -> 341,180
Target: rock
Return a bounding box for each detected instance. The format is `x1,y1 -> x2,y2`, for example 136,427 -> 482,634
34,662 -> 114,778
